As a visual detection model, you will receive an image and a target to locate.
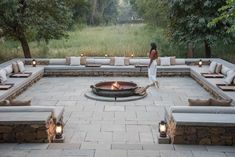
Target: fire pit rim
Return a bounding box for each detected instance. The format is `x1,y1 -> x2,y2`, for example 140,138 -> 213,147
90,81 -> 138,97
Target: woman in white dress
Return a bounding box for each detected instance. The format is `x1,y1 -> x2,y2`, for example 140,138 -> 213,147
148,42 -> 159,88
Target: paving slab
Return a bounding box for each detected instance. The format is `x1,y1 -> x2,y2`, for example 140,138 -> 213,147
95,150 -> 127,157
111,144 -> 143,150
192,151 -> 227,157
27,150 -> 62,157
14,143 -> 49,150
128,150 -> 160,157
48,143 -> 81,150
62,149 -> 95,157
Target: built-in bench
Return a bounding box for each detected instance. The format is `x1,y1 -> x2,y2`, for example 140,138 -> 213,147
167,106 -> 235,145
0,106 -> 64,143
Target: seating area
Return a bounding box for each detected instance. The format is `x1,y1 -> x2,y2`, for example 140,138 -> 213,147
0,57 -> 235,145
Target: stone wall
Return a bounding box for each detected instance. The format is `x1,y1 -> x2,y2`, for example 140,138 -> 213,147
171,125 -> 235,145
44,71 -> 190,77
0,123 -> 53,143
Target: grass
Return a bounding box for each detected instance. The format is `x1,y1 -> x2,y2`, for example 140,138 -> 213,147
1,24 -> 235,62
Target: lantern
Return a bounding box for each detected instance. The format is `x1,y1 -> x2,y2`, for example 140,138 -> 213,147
159,121 -> 167,137
80,53 -> 84,57
32,59 -> 37,67
198,59 -> 202,67
55,122 -> 63,139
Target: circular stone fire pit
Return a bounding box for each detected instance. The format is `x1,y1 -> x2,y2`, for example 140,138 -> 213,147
91,81 -> 138,97
85,81 -> 147,102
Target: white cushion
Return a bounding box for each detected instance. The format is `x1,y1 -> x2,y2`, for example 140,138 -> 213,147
3,65 -> 13,75
49,59 -> 66,65
129,59 -> 150,65
129,59 -> 140,65
17,61 -> 25,72
114,57 -> 125,66
86,58 -> 96,64
221,65 -> 231,76
95,59 -> 110,65
224,70 -> 235,84
175,59 -> 185,65
160,57 -> 171,66
70,57 -> 81,66
0,69 -> 7,82
138,59 -> 149,65
209,61 -> 217,73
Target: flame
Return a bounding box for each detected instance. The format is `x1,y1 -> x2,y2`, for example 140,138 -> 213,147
111,81 -> 120,90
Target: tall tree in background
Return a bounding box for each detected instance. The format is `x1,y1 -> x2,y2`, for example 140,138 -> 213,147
67,0 -> 91,24
130,0 -> 168,27
168,0 -> 233,58
89,0 -> 118,25
0,0 -> 72,58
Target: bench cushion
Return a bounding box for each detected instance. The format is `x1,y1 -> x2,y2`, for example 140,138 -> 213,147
0,106 -> 64,122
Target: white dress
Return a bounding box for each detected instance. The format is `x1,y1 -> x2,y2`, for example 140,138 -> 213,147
148,60 -> 157,83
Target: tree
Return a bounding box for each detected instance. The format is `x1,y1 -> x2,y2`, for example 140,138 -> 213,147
209,0 -> 235,33
89,0 -> 118,25
130,0 -> 168,27
66,0 -> 91,24
0,0 -> 72,58
168,0 -> 233,58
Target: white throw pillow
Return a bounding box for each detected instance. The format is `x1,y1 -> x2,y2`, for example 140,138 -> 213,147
17,61 -> 25,73
160,57 -> 171,66
114,57 -> 125,66
70,57 -> 81,66
3,65 -> 13,75
209,61 -> 217,73
221,65 -> 231,76
0,69 -> 7,82
224,70 -> 235,84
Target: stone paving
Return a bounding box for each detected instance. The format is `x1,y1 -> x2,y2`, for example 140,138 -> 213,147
1,76 -> 235,157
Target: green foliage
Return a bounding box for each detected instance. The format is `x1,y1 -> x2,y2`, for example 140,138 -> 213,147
209,0 -> 235,33
2,24 -> 235,62
168,0 -> 233,56
130,0 -> 168,27
0,0 -> 72,57
66,0 -> 91,25
89,0 -> 119,25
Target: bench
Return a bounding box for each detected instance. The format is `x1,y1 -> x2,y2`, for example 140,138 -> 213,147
0,106 -> 64,143
166,106 -> 235,145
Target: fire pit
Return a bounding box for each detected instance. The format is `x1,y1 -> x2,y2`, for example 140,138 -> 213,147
90,81 -> 138,97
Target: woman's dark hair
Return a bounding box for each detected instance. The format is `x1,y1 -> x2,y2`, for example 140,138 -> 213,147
150,42 -> 157,53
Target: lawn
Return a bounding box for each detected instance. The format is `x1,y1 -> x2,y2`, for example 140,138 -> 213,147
1,24 -> 235,62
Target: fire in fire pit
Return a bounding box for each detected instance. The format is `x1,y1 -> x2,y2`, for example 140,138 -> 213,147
90,81 -> 138,97
111,81 -> 121,90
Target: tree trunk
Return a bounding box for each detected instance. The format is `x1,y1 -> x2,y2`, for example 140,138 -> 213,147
204,40 -> 211,58
18,32 -> 31,58
90,0 -> 97,25
187,42 -> 194,58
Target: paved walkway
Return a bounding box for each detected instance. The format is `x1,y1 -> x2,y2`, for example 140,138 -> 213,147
1,77 -> 234,157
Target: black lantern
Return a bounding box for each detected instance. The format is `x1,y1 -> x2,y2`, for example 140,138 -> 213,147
105,54 -> 108,57
159,121 -> 167,137
80,53 -> 84,57
55,122 -> 63,139
32,59 -> 37,67
131,53 -> 134,58
198,59 -> 202,67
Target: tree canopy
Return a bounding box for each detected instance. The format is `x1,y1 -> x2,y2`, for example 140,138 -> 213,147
210,0 -> 235,33
0,0 -> 72,58
168,0 -> 233,58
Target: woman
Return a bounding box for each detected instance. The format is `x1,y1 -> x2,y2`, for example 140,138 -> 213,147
148,42 -> 159,88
